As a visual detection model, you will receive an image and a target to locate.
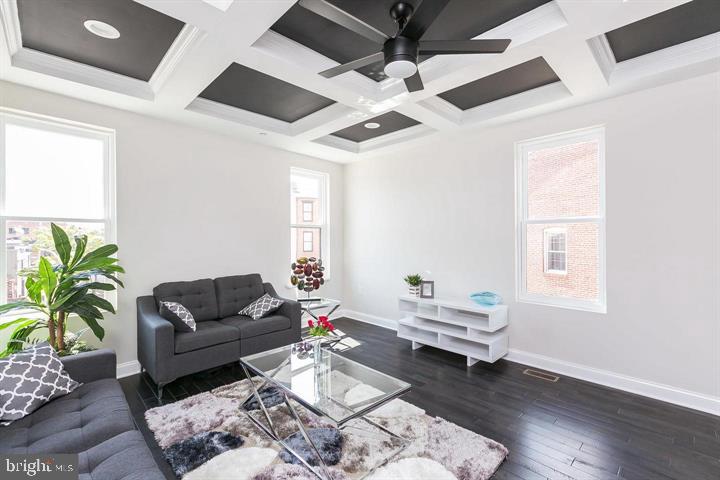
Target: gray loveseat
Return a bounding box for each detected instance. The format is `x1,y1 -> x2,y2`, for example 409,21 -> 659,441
137,273 -> 301,398
0,349 -> 164,480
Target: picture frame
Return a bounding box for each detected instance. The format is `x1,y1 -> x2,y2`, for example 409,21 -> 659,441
420,280 -> 435,299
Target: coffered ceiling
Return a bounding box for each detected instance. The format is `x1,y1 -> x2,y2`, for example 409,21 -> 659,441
0,0 -> 718,163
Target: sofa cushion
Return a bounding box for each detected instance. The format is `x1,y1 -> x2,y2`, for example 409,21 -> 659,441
174,321 -> 240,354
0,378 -> 134,454
214,274 -> 265,318
154,279 -> 218,322
220,315 -> 291,339
239,293 -> 284,320
78,430 -> 165,480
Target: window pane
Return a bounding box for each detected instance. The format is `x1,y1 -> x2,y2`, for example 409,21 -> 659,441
291,174 -> 321,225
527,140 -> 599,219
527,223 -> 599,300
5,123 -> 105,219
6,220 -> 105,302
291,227 -> 321,262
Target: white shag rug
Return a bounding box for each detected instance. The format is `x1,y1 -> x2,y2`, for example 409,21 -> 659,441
145,373 -> 508,480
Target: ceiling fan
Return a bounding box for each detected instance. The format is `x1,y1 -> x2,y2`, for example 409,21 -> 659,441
297,0 -> 511,92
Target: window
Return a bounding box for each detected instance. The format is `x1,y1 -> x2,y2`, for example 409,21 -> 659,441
516,126 -> 605,312
290,168 -> 329,274
544,228 -> 567,274
303,231 -> 313,252
302,201 -> 313,222
0,110 -> 116,307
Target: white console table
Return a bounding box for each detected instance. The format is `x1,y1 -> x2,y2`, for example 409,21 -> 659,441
397,295 -> 508,366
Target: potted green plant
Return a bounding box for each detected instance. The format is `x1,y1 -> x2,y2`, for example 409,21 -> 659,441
404,274 -> 423,297
0,223 -> 124,356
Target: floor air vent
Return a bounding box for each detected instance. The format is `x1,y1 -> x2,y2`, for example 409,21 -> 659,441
522,369 -> 560,382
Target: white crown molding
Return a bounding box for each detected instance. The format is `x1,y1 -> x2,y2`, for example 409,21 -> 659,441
417,96 -> 463,126
586,34 -> 616,84
341,312 -> 720,415
588,31 -> 720,87
313,134 -> 358,153
186,96 -> 291,135
11,48 -> 154,100
358,123 -> 434,153
251,29 -> 380,102
289,102 -> 365,137
460,81 -> 572,126
149,24 -> 205,93
0,0 -> 20,55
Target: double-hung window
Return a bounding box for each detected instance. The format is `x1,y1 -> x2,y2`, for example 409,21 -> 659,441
290,168 -> 329,275
0,110 -> 116,307
516,126 -> 605,312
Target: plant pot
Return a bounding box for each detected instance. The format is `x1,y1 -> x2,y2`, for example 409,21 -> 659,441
408,285 -> 420,297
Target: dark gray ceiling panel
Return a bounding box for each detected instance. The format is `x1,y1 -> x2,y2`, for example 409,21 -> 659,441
272,0 -> 550,82
437,57 -> 559,111
199,63 -> 336,123
332,111 -> 420,143
17,0 -> 184,82
605,0 -> 720,63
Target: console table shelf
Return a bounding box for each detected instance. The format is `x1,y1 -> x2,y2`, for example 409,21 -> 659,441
397,295 -> 508,365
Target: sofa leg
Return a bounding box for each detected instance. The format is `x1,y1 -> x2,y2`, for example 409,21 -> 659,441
157,382 -> 168,402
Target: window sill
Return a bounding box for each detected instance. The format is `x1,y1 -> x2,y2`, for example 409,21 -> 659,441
517,295 -> 606,314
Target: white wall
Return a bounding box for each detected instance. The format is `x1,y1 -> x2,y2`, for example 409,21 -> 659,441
0,81 -> 344,368
343,73 -> 720,404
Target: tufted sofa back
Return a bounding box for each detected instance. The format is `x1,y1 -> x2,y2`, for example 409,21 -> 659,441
213,274 -> 265,318
153,278 -> 219,322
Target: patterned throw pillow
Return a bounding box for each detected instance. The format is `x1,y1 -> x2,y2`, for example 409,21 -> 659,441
0,342 -> 80,425
239,294 -> 284,320
160,301 -> 197,332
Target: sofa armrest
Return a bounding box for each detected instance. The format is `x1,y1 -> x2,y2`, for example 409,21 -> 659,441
61,349 -> 116,383
137,295 -> 175,384
264,283 -> 302,332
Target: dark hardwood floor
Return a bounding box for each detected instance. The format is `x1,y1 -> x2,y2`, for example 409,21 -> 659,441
119,318 -> 720,480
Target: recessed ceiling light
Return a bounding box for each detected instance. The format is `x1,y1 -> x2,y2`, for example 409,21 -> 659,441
364,122 -> 381,129
84,20 -> 120,40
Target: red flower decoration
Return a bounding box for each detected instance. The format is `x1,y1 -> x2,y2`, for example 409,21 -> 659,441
308,319 -> 314,328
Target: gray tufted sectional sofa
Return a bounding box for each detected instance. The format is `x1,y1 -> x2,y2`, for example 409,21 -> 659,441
0,349 -> 164,480
137,273 -> 301,398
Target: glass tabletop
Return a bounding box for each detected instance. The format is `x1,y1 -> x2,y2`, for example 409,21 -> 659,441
240,341 -> 411,426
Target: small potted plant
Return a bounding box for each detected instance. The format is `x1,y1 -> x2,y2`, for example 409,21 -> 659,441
404,274 -> 423,297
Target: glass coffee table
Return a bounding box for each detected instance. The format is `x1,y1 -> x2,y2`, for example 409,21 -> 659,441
239,341 -> 411,479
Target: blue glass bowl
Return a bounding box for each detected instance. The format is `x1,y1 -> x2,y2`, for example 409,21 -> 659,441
469,292 -> 502,306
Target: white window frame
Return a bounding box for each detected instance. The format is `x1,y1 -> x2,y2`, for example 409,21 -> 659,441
0,108 -> 117,312
515,126 -> 606,313
290,167 -> 330,279
543,227 -> 567,275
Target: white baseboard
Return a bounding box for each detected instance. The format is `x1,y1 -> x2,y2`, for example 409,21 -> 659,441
341,310 -> 720,416
505,349 -> 720,416
338,309 -> 397,330
117,360 -> 141,379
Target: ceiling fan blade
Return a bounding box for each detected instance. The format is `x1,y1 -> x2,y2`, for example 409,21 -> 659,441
399,0 -> 450,40
319,52 -> 385,78
418,39 -> 511,55
298,0 -> 388,44
404,71 -> 424,92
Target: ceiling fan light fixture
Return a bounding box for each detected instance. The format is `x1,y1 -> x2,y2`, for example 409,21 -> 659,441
384,59 -> 417,79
